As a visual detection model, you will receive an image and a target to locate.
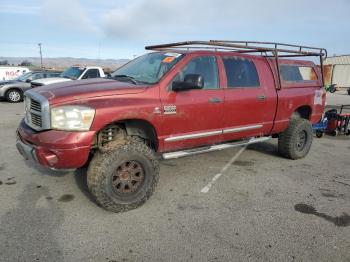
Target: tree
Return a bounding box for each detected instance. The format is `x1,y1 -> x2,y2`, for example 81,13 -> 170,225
19,60 -> 33,67
0,60 -> 8,65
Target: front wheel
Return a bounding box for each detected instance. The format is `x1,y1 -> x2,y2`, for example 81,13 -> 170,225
6,89 -> 23,103
87,137 -> 159,212
278,118 -> 313,159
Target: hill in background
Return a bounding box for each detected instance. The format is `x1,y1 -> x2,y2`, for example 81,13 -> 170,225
0,56 -> 130,70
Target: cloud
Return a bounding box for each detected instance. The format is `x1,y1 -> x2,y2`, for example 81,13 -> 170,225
0,4 -> 40,15
41,0 -> 100,33
102,0 -> 350,44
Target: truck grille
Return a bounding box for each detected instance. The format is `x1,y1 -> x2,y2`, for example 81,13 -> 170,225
30,99 -> 42,112
30,112 -> 42,127
24,90 -> 50,131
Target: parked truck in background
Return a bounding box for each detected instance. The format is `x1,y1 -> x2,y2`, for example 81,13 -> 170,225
16,41 -> 327,213
30,66 -> 105,87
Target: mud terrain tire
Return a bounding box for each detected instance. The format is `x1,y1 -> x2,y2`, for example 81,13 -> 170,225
278,118 -> 313,160
87,137 -> 159,212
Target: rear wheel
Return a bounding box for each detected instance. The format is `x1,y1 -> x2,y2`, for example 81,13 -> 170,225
278,118 -> 313,159
329,85 -> 336,93
87,137 -> 159,212
6,89 -> 23,103
315,130 -> 324,138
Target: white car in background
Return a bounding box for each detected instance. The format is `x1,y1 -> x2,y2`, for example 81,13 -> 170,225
31,66 -> 105,87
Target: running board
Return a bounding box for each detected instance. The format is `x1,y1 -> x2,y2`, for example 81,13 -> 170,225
162,136 -> 271,160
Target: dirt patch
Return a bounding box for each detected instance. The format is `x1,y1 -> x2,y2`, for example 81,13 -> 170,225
0,163 -> 6,171
58,194 -> 75,202
5,177 -> 16,185
233,160 -> 254,167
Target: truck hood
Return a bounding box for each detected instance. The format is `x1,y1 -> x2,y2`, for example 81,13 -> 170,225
33,77 -> 71,85
31,78 -> 147,104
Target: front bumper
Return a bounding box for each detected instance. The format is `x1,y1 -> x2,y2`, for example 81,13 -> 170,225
17,119 -> 96,169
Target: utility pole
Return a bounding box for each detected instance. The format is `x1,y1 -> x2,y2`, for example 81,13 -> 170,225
38,43 -> 43,69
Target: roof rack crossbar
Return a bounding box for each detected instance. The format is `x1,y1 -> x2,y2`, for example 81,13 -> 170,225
145,40 -> 327,58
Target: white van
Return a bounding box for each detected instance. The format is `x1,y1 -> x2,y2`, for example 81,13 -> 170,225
0,67 -> 31,81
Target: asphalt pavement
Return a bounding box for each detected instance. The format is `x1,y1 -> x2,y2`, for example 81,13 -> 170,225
0,91 -> 349,262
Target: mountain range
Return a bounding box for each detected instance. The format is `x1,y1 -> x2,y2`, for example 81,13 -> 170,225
0,56 -> 130,70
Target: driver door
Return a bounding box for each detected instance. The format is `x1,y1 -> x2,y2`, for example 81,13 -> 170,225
160,55 -> 224,151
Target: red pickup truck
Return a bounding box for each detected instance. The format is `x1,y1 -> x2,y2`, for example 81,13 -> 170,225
16,41 -> 327,212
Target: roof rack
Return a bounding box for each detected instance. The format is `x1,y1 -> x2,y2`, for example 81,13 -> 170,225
145,40 -> 327,88
146,40 -> 327,58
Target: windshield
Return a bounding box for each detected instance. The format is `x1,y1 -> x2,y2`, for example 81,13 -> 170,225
60,67 -> 85,80
15,72 -> 32,81
110,52 -> 183,84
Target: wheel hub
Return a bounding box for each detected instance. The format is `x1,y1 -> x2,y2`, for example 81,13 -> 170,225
112,161 -> 145,195
296,130 -> 307,151
9,91 -> 20,102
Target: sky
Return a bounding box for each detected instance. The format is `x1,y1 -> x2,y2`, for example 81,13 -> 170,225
0,0 -> 350,60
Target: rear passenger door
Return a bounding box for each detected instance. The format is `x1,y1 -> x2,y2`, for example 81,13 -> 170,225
221,56 -> 277,141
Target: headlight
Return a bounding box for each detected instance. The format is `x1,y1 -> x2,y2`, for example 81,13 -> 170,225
51,106 -> 95,131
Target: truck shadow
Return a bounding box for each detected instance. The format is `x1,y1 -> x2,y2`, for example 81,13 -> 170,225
24,160 -> 71,177
247,141 -> 279,157
74,167 -> 96,203
294,203 -> 350,227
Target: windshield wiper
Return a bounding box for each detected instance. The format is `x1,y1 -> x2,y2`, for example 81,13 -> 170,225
111,74 -> 138,85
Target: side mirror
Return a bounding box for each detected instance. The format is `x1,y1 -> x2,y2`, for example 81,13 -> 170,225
172,74 -> 204,92
25,79 -> 31,83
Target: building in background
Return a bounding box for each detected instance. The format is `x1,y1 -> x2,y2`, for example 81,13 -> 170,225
324,55 -> 350,88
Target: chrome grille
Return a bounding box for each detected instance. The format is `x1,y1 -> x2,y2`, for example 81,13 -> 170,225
30,99 -> 41,112
30,112 -> 42,127
24,90 -> 50,131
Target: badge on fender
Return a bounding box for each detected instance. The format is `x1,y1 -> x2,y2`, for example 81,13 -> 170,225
164,105 -> 177,114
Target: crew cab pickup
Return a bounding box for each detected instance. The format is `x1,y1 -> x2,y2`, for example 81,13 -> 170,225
30,66 -> 105,87
16,41 -> 327,212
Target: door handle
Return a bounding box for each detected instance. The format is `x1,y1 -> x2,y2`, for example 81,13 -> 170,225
257,95 -> 266,101
208,97 -> 223,103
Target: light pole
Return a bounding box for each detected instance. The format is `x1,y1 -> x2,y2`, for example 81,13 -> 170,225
38,43 -> 43,69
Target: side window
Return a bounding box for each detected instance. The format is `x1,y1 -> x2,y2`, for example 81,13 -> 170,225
82,69 -> 100,79
223,57 -> 260,88
32,73 -> 43,80
280,65 -> 318,82
172,56 -> 219,90
49,72 -> 60,77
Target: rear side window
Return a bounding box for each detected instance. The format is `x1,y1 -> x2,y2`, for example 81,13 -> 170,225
47,72 -> 60,77
82,69 -> 100,79
280,65 -> 318,82
223,57 -> 260,88
32,73 -> 44,80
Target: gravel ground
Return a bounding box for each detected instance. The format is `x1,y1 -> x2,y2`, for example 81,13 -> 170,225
0,90 -> 349,262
